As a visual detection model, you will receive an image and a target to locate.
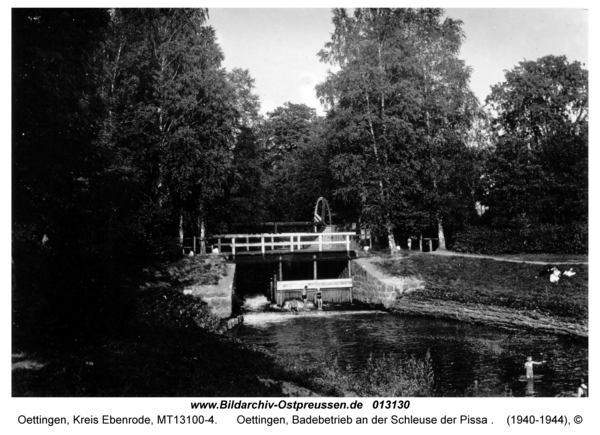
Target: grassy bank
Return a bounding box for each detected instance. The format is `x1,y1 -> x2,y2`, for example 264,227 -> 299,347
376,254 -> 588,323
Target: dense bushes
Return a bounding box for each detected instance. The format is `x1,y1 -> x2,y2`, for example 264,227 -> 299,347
346,352 -> 436,397
310,352 -> 436,397
136,288 -> 222,332
448,223 -> 588,255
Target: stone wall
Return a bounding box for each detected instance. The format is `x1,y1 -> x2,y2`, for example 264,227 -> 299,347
182,259 -> 235,318
352,258 -> 423,308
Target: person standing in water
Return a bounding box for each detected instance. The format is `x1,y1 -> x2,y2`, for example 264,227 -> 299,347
524,356 -> 545,379
577,378 -> 588,397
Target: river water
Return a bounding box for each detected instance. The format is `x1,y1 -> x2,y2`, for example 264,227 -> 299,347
229,296 -> 588,397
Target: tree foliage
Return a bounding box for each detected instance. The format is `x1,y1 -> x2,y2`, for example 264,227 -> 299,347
260,103 -> 331,221
12,9 -> 135,336
482,55 -> 588,227
12,8 -> 241,339
101,9 -> 236,246
221,68 -> 267,226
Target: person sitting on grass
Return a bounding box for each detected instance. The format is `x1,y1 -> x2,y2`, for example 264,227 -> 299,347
524,356 -> 545,379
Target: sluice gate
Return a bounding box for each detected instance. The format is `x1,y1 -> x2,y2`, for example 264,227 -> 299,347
275,278 -> 353,306
232,250 -> 356,307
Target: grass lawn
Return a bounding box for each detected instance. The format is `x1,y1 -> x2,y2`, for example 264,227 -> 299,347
375,254 -> 588,322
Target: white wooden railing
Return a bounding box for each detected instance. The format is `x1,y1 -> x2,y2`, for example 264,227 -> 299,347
209,232 -> 356,255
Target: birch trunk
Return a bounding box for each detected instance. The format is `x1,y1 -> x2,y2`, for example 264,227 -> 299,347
364,95 -> 397,253
387,226 -> 397,251
437,219 -> 446,250
197,212 -> 206,255
179,210 -> 184,248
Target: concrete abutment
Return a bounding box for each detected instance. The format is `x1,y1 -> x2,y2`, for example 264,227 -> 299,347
350,258 -> 424,308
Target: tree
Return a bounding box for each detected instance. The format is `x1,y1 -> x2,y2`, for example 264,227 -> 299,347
227,68 -> 262,130
483,55 -> 588,227
102,9 -> 236,253
13,9 -> 110,238
263,102 -> 317,159
12,8 -> 145,336
270,117 -> 333,221
260,103 -> 330,221
222,68 -> 268,225
317,8 -> 479,250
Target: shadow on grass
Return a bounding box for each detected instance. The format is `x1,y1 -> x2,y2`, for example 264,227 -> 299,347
12,286 -> 309,397
13,326 -> 277,397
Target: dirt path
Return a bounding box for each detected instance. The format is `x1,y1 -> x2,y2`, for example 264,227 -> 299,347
424,249 -> 588,265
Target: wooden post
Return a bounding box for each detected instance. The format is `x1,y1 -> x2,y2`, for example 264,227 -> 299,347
346,234 -> 350,251
217,237 -> 221,253
261,236 -> 265,254
313,254 -> 317,280
348,258 -> 352,278
232,237 -> 236,256
246,236 -> 249,251
193,236 -> 196,254
290,235 -> 294,252
278,256 -> 282,281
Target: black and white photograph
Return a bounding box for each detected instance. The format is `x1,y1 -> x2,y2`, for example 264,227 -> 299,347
9,2 -> 591,417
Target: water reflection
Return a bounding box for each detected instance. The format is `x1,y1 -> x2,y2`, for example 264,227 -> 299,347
230,297 -> 588,397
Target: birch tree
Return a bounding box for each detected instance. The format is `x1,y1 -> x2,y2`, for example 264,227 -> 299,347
317,8 -> 479,250
103,9 -> 235,252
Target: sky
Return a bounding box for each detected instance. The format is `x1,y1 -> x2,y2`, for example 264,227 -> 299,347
207,7 -> 588,116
